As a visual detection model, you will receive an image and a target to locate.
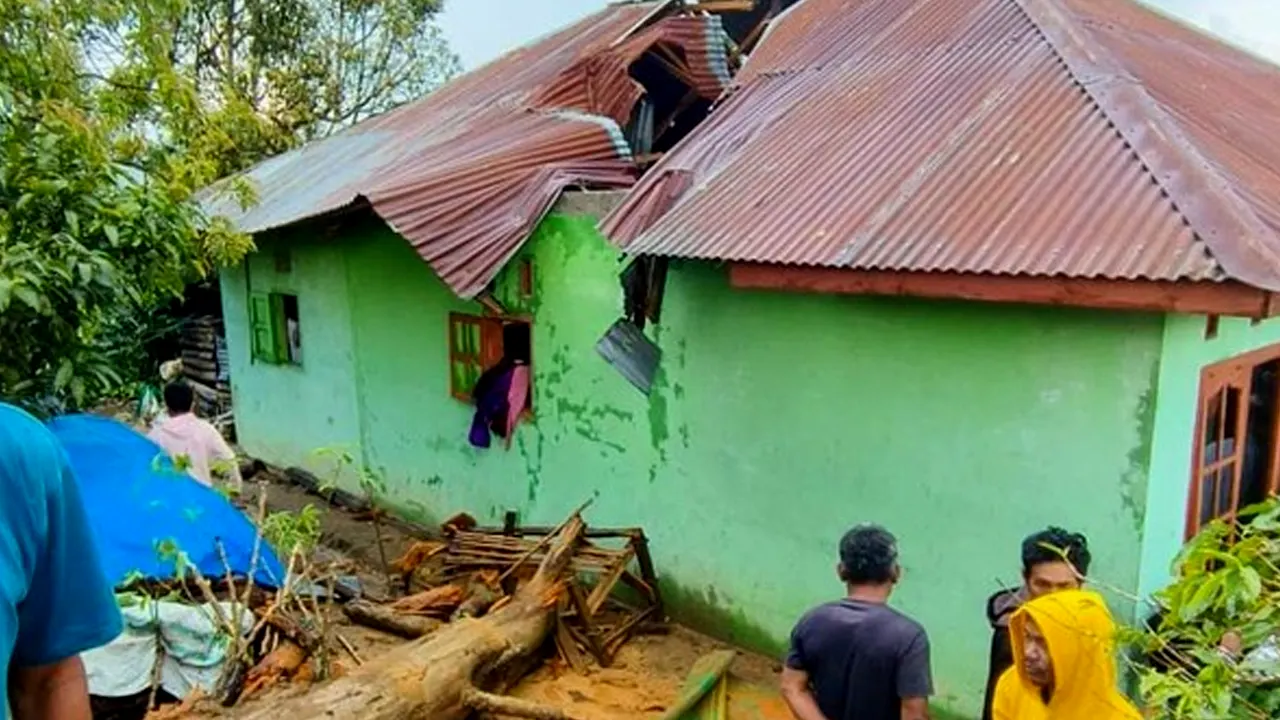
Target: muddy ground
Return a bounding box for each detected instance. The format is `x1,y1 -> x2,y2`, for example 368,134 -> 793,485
200,471 -> 783,720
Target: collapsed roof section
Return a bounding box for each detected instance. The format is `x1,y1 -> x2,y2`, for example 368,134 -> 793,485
602,0 -> 1280,312
203,1 -> 735,298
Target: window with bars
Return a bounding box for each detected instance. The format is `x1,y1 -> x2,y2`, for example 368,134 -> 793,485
1186,346 -> 1280,537
448,313 -> 502,401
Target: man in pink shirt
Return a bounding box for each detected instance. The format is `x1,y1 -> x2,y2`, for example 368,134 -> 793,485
148,382 -> 242,490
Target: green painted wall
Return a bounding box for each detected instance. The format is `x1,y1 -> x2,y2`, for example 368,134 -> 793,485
1138,314 -> 1280,601
223,212 -> 1163,716
220,229 -> 364,481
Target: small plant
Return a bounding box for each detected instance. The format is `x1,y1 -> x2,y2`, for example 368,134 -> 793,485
262,505 -> 323,556
1122,498 -> 1280,718
311,446 -> 394,587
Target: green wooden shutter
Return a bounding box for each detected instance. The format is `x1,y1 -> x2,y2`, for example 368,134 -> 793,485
249,292 -> 279,364
270,293 -> 290,363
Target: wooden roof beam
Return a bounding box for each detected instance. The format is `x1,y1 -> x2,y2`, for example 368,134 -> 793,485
728,263 -> 1279,318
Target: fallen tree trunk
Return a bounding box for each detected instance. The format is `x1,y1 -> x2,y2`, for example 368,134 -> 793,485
237,513 -> 587,720
344,600 -> 444,639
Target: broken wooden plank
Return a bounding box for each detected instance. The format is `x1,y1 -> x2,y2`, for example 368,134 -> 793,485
685,0 -> 755,12
587,545 -> 635,615
566,580 -> 608,666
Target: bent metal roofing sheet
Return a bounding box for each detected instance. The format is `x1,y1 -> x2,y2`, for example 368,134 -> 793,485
601,0 -> 1280,292
202,2 -> 731,298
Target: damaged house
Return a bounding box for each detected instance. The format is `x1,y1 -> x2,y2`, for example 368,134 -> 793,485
209,0 -> 1280,715
203,0 -> 740,486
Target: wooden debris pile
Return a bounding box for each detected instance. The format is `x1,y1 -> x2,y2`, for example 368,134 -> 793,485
342,505 -> 666,672
439,515 -> 665,670
234,507 -> 618,720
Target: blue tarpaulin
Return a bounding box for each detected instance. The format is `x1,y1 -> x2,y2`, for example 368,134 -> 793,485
47,414 -> 284,587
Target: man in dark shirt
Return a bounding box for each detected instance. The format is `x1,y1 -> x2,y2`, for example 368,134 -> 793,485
781,524 -> 932,720
981,527 -> 1090,720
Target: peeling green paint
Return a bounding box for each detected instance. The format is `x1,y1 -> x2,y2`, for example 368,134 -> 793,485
1121,359 -> 1159,534
648,355 -> 670,446
518,430 -> 545,503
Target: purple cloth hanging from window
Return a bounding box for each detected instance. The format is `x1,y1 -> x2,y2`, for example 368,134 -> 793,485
469,363 -> 514,448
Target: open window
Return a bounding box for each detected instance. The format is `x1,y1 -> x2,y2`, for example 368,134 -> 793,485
1186,345 -> 1280,537
249,292 -> 302,366
447,312 -> 533,413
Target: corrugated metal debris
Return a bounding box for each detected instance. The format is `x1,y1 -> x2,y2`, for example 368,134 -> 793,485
602,0 -> 1280,291
203,2 -> 732,298
596,319 -> 662,394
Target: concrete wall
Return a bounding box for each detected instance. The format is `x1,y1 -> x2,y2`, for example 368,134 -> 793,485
222,208 -> 1163,717
1138,314 -> 1280,601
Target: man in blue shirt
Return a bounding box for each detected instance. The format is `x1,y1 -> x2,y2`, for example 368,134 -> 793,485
782,524 -> 932,720
0,403 -> 122,718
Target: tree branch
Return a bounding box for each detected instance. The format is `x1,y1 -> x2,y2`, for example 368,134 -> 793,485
462,689 -> 577,720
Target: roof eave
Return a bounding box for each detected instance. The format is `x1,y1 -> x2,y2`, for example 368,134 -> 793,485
727,263 -> 1278,318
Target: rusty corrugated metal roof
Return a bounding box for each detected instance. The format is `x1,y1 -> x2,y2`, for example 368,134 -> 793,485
602,0 -> 1280,291
203,2 -> 731,298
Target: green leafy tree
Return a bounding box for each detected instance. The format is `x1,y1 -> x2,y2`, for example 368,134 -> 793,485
0,0 -> 250,412
0,0 -> 459,411
1123,499 -> 1280,718
88,0 -> 461,181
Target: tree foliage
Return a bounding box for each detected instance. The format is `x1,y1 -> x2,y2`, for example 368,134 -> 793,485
0,0 -> 247,412
0,0 -> 459,411
1123,499 -> 1280,719
90,0 -> 461,181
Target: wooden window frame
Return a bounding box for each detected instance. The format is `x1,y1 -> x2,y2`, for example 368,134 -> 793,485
448,312 -> 504,402
1185,343 -> 1280,538
447,311 -> 535,417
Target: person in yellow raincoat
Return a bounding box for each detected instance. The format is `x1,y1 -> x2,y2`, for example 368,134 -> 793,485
991,589 -> 1140,720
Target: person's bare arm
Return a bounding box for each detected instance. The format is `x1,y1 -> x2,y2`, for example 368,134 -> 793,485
781,667 -> 829,720
901,696 -> 931,720
8,656 -> 93,720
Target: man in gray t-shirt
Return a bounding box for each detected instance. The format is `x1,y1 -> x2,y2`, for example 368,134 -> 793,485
781,525 -> 932,720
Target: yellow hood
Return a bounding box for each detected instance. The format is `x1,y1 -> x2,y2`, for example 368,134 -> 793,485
1005,590 -> 1140,720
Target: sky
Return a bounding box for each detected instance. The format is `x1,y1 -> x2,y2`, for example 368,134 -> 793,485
436,0 -> 1280,70
437,0 -> 609,71
1146,0 -> 1280,62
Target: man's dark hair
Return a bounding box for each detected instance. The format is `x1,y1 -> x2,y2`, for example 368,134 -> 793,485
163,381 -> 195,415
838,524 -> 898,585
1021,526 -> 1091,576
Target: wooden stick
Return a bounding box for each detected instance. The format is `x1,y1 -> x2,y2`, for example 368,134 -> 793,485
463,688 -> 577,720
497,499 -> 593,583
565,581 -> 608,666
336,632 -> 364,666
